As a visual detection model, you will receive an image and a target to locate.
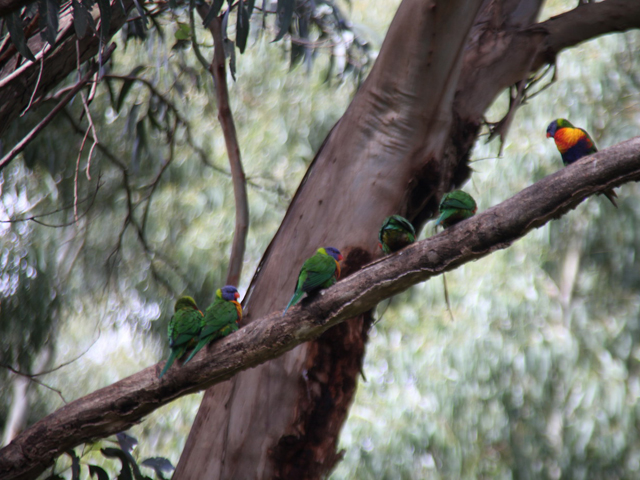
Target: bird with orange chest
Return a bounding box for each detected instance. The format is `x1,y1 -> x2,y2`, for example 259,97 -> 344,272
546,118 -> 617,207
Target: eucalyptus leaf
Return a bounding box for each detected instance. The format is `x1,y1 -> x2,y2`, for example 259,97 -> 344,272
96,0 -> 111,42
116,432 -> 139,453
72,0 -> 92,39
140,457 -> 175,480
125,103 -> 142,139
88,465 -> 109,480
70,452 -> 81,480
202,0 -> 225,28
116,65 -> 145,113
37,0 -> 60,46
236,1 -> 250,54
101,448 -> 133,480
132,0 -> 148,26
174,23 -> 191,41
6,11 -> 36,62
273,0 -> 294,43
246,0 -> 255,18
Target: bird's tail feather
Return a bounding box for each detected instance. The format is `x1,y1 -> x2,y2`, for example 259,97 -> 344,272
183,339 -> 207,365
158,350 -> 178,379
283,291 -> 304,316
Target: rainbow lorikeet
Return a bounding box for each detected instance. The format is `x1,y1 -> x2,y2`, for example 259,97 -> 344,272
158,296 -> 203,378
546,118 -> 617,207
436,190 -> 477,228
379,215 -> 416,254
183,286 -> 242,365
283,247 -> 343,315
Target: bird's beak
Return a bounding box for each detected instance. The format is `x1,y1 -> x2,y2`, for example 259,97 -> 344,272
234,292 -> 240,300
546,132 -> 552,138
338,254 -> 344,261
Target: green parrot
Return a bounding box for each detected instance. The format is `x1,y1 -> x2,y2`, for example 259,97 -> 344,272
436,190 -> 477,228
283,247 -> 343,315
183,286 -> 242,365
379,215 -> 416,254
158,296 -> 203,378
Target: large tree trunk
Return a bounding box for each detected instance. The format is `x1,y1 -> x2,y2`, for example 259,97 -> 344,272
181,0 -> 640,475
174,0 -> 538,478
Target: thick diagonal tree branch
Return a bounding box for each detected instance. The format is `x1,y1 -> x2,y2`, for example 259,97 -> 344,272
1,136 -> 639,480
539,0 -> 640,65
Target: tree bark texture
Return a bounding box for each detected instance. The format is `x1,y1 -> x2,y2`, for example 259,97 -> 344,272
2,135 -> 640,480
176,0 -> 640,478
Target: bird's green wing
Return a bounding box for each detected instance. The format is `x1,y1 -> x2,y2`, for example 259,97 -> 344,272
169,309 -> 203,348
183,300 -> 240,364
159,301 -> 203,378
436,209 -> 455,226
200,300 -> 240,339
440,192 -> 475,211
388,215 -> 415,235
301,252 -> 337,292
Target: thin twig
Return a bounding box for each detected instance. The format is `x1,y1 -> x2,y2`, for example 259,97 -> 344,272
21,53 -> 46,116
0,331 -> 101,378
0,44 -> 117,173
74,128 -> 89,222
3,365 -> 68,404
0,180 -> 101,227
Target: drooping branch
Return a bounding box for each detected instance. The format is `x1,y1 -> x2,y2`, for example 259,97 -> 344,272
1,136 -> 639,480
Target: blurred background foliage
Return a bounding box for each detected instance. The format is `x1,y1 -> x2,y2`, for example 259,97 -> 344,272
1,0 -> 640,478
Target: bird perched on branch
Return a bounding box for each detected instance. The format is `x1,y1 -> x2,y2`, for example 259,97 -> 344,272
159,296 -> 203,378
436,190 -> 477,228
379,215 -> 416,254
546,118 -> 617,207
183,286 -> 242,365
283,247 -> 343,315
